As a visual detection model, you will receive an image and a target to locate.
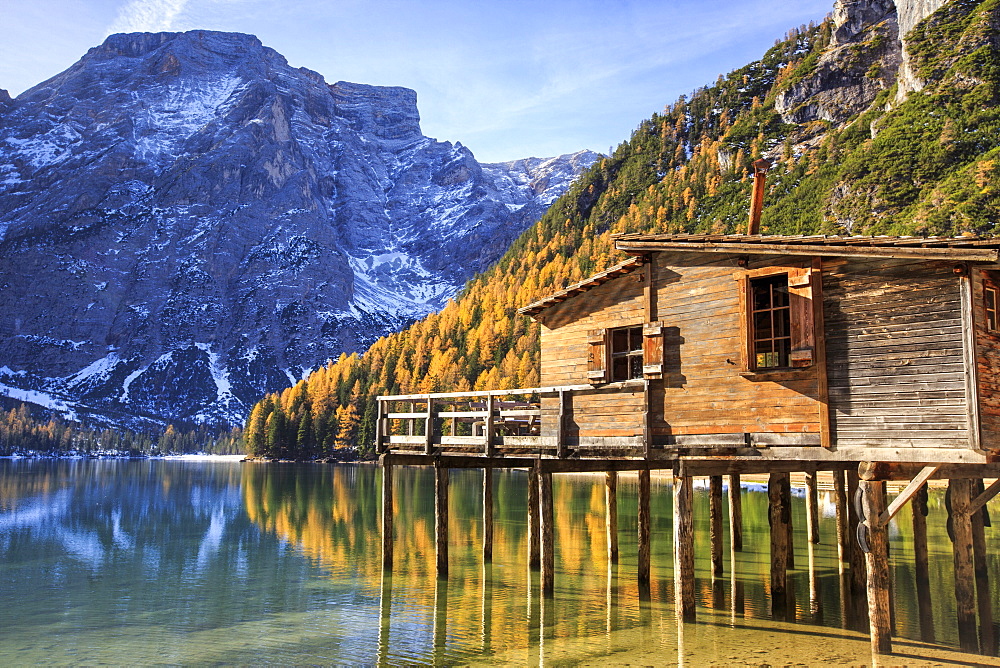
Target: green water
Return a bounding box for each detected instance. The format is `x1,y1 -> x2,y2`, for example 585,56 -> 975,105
0,458 -> 997,665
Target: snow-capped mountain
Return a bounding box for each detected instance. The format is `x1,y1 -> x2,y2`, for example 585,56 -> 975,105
0,30 -> 597,429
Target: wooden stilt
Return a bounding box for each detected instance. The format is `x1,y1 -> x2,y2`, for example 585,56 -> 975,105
729,473 -> 743,552
435,464 -> 449,578
540,469 -> 555,594
673,472 -> 696,621
950,478 -> 980,653
381,461 -> 394,571
834,469 -> 849,572
710,475 -> 724,577
783,475 -> 795,570
847,469 -> 867,597
528,463 -> 540,569
912,484 -> 935,643
638,469 -> 651,583
483,467 -> 493,563
971,479 -> 995,655
805,470 -> 820,544
861,480 -> 892,655
433,577 -> 448,662
768,472 -> 789,615
606,471 -> 619,564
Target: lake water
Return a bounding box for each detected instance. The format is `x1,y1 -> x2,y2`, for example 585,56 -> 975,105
1,458 -> 998,665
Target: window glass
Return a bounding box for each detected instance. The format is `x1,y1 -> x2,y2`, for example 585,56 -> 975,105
986,285 -> 998,332
609,325 -> 644,381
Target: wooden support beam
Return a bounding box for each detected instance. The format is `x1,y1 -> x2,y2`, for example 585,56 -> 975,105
638,469 -> 651,583
805,470 -> 820,545
528,462 -> 540,569
484,394 -> 495,457
949,478 -> 979,653
424,397 -> 434,455
435,464 -> 449,578
673,472 -> 696,621
812,257 -> 832,449
729,474 -> 743,552
710,475 -> 724,577
483,467 -> 494,563
784,475 -> 795,570
834,469 -> 848,571
606,471 -> 619,564
556,390 -> 567,459
876,465 -> 940,527
847,469 -> 867,597
861,480 -> 892,655
375,400 -> 385,454
768,472 -> 790,614
381,461 -> 394,571
970,477 -> 1000,515
540,469 -> 555,594
912,484 -> 935,643
971,480 -> 995,656
859,461 -> 1000,481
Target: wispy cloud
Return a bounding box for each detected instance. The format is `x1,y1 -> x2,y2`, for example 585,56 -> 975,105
106,0 -> 191,35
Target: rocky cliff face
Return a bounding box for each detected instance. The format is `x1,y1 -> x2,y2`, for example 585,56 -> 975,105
0,31 -> 596,429
775,0 -> 948,123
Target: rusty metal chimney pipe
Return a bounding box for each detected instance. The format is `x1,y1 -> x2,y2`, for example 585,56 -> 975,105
746,158 -> 771,235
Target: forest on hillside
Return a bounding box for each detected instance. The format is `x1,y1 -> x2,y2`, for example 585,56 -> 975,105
244,0 -> 1000,460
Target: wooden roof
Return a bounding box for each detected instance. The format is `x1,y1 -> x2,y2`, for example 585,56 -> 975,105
614,233 -> 1000,261
518,256 -> 645,317
520,233 -> 1000,318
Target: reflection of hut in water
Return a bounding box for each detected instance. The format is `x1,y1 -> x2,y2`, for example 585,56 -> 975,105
378,187 -> 1000,656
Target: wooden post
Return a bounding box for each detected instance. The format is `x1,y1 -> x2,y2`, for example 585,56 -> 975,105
834,469 -> 849,572
435,464 -> 449,578
729,474 -> 743,552
540,469 -> 555,594
912,484 -> 935,643
805,470 -> 820,545
381,460 -> 393,571
606,471 -> 619,564
710,475 -> 724,577
483,467 -> 494,563
847,469 -> 867,597
484,393 -> 495,457
556,390 -> 567,458
424,397 -> 434,455
375,399 -> 384,454
768,472 -> 789,615
528,463 -> 540,569
950,478 -> 980,653
638,469 -> 651,583
861,480 -> 892,655
971,480 -> 995,655
784,476 -> 795,570
673,472 -> 695,621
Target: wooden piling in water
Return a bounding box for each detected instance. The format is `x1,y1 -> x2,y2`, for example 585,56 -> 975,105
846,469 -> 867,597
483,467 -> 493,563
950,478 -> 980,653
768,472 -> 789,614
971,479 -> 995,655
710,475 -> 723,577
912,483 -> 935,643
861,479 -> 892,655
606,471 -> 619,564
805,469 -> 820,545
783,475 -> 795,570
638,469 -> 651,583
540,469 -> 555,594
834,469 -> 848,571
729,473 -> 743,552
673,472 -> 695,621
528,463 -> 540,569
435,464 -> 449,578
381,461 -> 393,571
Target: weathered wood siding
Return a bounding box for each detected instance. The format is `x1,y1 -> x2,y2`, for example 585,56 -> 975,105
824,259 -> 970,449
973,268 -> 1000,450
537,268 -> 646,440
652,252 -> 821,443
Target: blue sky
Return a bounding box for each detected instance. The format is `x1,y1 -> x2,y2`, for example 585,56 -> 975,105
3,0 -> 832,163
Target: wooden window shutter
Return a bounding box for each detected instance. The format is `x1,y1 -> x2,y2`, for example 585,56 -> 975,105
736,274 -> 751,371
642,322 -> 664,378
587,329 -> 607,383
787,266 -> 815,367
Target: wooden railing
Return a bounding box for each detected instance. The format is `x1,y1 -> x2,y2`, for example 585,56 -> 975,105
376,385 -> 614,457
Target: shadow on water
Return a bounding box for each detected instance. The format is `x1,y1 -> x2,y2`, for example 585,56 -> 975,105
2,460 -> 999,664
